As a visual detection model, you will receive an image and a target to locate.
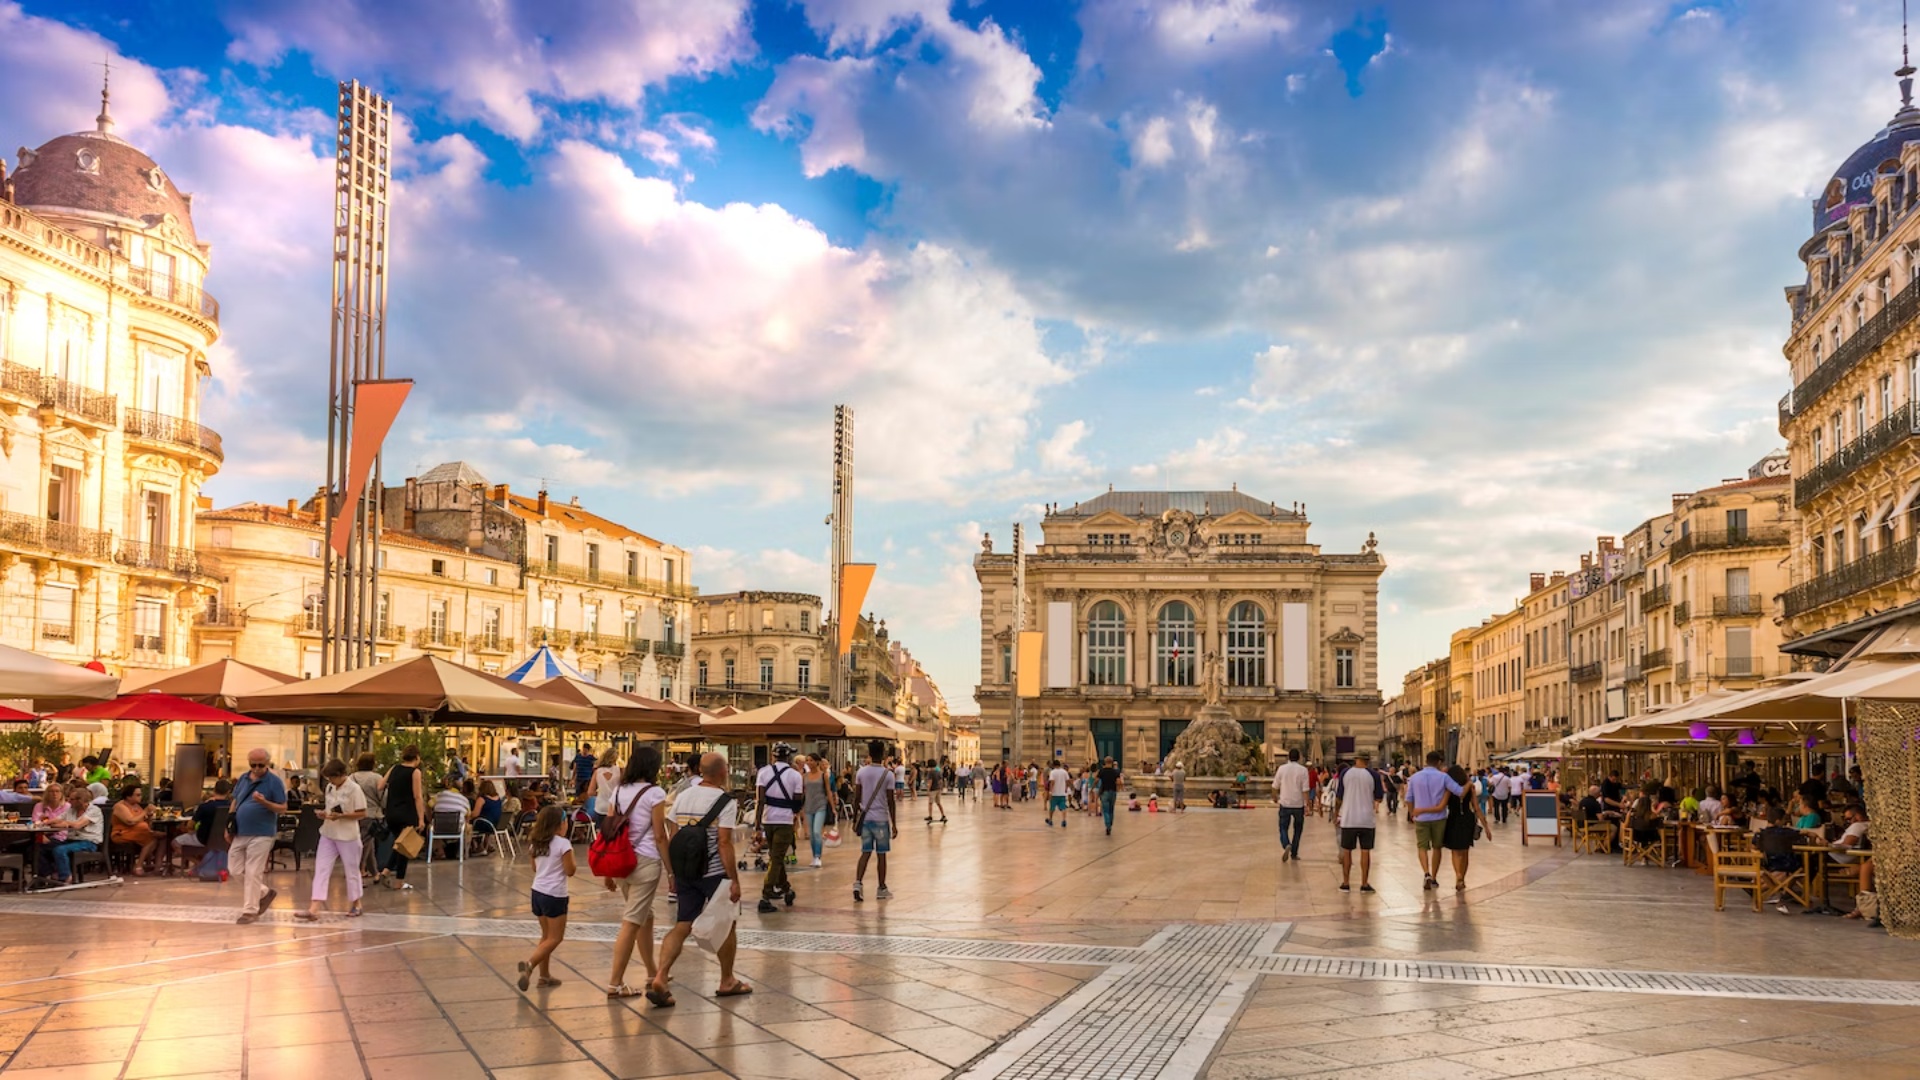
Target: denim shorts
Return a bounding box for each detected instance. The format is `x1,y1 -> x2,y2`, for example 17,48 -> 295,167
531,889 -> 569,919
860,820 -> 891,854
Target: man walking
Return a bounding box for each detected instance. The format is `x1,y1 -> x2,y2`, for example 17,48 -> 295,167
572,744 -> 598,798
1405,750 -> 1465,891
1046,759 -> 1071,827
1271,749 -> 1310,861
651,753 -> 749,1005
1096,757 -> 1122,835
1333,753 -> 1382,893
754,743 -> 805,913
230,750 -> 287,924
1490,767 -> 1512,825
853,740 -> 897,902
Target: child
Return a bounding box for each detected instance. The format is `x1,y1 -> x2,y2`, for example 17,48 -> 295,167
519,806 -> 574,992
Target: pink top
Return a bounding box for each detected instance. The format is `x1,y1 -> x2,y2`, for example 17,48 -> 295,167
32,801 -> 69,841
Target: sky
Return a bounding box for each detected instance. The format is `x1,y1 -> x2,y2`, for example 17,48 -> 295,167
0,0 -> 1905,712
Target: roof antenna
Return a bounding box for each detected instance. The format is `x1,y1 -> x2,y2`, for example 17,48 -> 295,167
96,52 -> 114,135
1903,0 -> 1916,109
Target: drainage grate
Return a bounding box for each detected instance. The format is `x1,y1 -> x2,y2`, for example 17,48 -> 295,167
1247,953 -> 1920,1006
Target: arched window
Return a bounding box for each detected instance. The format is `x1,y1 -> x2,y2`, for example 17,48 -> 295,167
1155,601 -> 1196,686
1226,601 -> 1266,687
1086,600 -> 1127,686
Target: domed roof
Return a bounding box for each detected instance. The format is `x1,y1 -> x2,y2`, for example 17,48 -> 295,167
1813,67 -> 1920,237
10,93 -> 197,247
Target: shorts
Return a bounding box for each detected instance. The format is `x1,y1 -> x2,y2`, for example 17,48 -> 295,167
673,872 -> 725,924
1049,795 -> 1067,810
1339,828 -> 1376,852
860,820 -> 891,854
531,889 -> 570,919
619,860 -> 662,924
1414,819 -> 1447,850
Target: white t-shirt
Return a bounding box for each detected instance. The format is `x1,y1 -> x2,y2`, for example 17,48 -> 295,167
591,765 -> 620,814
1492,773 -> 1512,799
74,803 -> 104,844
1336,768 -> 1379,829
854,764 -> 894,823
609,781 -> 667,860
321,778 -> 367,843
503,753 -> 524,778
1048,768 -> 1070,797
756,762 -> 805,825
670,784 -> 740,879
1273,762 -> 1311,808
532,834 -> 572,897
1833,820 -> 1870,862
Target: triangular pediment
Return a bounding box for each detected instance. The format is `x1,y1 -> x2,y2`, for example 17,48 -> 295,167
1210,510 -> 1273,527
1326,627 -> 1365,645
1078,510 -> 1137,527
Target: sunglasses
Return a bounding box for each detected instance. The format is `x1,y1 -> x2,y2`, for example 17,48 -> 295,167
248,763 -> 269,770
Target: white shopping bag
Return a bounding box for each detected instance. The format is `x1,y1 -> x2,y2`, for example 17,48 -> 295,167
691,886 -> 738,953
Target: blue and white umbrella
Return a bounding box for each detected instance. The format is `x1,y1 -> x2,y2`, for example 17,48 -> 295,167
505,645 -> 588,684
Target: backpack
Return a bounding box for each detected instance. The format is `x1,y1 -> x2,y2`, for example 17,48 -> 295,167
761,764 -> 803,813
668,792 -> 732,885
588,784 -> 648,879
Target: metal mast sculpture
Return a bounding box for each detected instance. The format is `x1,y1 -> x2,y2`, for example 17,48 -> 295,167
828,406 -> 873,709
320,82 -> 410,673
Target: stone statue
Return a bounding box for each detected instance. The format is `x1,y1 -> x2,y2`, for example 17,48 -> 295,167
1201,649 -> 1225,706
981,532 -> 992,553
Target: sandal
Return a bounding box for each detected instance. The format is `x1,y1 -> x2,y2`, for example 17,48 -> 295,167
607,983 -> 645,999
347,905 -> 363,918
645,986 -> 675,1008
715,982 -> 753,997
516,961 -> 532,992
536,977 -> 562,988
294,911 -> 320,922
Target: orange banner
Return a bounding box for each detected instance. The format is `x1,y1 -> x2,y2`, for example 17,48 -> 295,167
329,379 -> 413,558
837,563 -> 876,655
1017,631 -> 1044,698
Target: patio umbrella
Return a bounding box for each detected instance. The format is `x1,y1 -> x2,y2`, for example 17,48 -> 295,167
702,697 -> 891,740
119,658 -> 298,709
506,646 -> 587,683
0,704 -> 40,722
707,705 -> 740,718
0,642 -> 118,709
847,705 -> 936,744
518,675 -> 702,736
235,654 -> 594,726
44,692 -> 264,728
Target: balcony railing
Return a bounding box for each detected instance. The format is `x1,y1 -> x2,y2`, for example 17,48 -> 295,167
1795,401 -> 1920,507
194,608 -> 244,628
655,640 -> 685,658
1784,536 -> 1920,617
1712,593 -> 1763,617
1669,526 -> 1789,563
474,635 -> 513,653
1786,270 -> 1920,420
0,511 -> 115,561
695,682 -> 831,704
114,538 -> 215,580
130,633 -> 165,653
525,560 -> 698,598
574,631 -> 634,653
1625,664 -> 1645,684
124,408 -> 224,461
530,627 -> 574,648
1570,661 -> 1603,682
40,623 -> 73,643
413,627 -> 463,649
128,266 -> 220,324
1715,657 -> 1767,679
0,363 -> 118,427
1642,647 -> 1672,670
1640,583 -> 1671,612
1673,601 -> 1690,625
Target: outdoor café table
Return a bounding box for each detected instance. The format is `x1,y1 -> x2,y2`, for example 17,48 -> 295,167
1795,844 -> 1870,915
148,814 -> 190,876
0,822 -> 55,876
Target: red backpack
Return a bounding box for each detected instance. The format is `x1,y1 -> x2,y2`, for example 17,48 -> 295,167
587,785 -> 647,879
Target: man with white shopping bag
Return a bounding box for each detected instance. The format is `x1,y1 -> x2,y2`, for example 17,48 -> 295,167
647,753 -> 750,1008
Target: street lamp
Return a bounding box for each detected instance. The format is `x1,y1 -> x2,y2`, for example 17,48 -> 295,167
1041,709 -> 1063,761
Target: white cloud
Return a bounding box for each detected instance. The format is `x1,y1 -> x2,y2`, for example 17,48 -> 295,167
1037,420 -> 1092,473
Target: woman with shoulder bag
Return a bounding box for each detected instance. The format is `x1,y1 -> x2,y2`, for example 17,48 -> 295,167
378,745 -> 427,891
802,755 -> 840,868
601,748 -> 669,999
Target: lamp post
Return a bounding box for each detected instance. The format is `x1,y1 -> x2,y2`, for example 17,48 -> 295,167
1042,709 -> 1063,762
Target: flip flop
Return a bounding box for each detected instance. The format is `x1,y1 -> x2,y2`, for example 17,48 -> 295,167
607,984 -> 644,999
715,984 -> 753,998
645,987 -> 675,1008
536,977 -> 562,988
516,961 -> 532,992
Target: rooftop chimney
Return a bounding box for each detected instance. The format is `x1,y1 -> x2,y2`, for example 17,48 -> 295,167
537,489 -> 549,516
1598,536 -> 1616,552
492,483 -> 509,502
1529,572 -> 1546,592
1550,570 -> 1566,583
286,499 -> 298,514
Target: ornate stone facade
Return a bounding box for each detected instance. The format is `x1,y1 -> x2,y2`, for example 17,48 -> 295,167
973,490 -> 1384,769
692,591 -> 827,710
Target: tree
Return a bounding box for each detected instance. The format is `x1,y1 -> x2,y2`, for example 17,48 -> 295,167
0,724 -> 64,780
368,719 -> 451,789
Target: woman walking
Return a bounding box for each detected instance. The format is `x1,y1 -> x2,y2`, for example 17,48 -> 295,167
1442,765 -> 1491,891
990,763 -> 1008,809
802,755 -> 839,867
300,759 -> 367,920
519,805 -> 574,992
585,746 -> 620,829
377,745 -> 426,891
604,747 -> 669,999
924,759 -> 947,824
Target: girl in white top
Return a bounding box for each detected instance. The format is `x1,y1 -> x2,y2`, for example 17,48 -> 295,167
586,746 -> 620,818
301,758 -> 368,921
519,806 -> 575,992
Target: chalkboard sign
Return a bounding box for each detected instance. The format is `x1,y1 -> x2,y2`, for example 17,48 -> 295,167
1521,791 -> 1561,846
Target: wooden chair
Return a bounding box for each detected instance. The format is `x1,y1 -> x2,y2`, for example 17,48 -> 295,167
1573,819 -> 1613,855
1712,850 -> 1765,912
1826,854 -> 1868,900
1623,828 -> 1663,867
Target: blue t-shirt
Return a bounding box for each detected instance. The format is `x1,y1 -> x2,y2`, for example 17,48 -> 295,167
231,771 -> 287,836
1405,767 -> 1464,823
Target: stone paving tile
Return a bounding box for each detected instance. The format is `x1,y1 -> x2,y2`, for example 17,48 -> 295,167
245,1039 -> 364,1075
1308,1031 -> 1495,1066
122,1032 -> 243,1078
1611,1046 -> 1807,1080
578,1032 -> 717,1078
9,1026 -> 140,1070
464,1023 -> 593,1067
1439,1037 -> 1641,1076
0,1065 -> 127,1080
366,1049 -> 491,1079
698,1040 -> 852,1079
763,1017 -> 907,1058
1205,1048 -> 1357,1079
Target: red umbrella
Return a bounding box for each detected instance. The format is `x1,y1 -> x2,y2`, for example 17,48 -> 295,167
0,704 -> 40,722
44,692 -> 264,727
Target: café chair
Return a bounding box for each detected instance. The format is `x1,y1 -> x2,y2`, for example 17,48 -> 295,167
270,809 -> 322,872
0,853 -> 23,892
424,810 -> 468,864
1712,849 -> 1765,912
1623,830 -> 1663,867
70,850 -> 111,883
1573,819 -> 1613,855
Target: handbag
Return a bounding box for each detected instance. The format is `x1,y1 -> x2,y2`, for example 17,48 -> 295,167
392,825 -> 425,859
588,786 -> 646,879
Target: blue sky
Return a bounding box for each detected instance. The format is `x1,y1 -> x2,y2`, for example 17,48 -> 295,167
0,0 -> 1904,710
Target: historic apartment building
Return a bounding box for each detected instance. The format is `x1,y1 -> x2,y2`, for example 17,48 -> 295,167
1520,572 -> 1571,743
0,92 -> 223,679
1667,474 -> 1794,691
973,490 -> 1385,768
691,591 -> 826,710
1776,70 -> 1920,660
1464,606 -> 1522,757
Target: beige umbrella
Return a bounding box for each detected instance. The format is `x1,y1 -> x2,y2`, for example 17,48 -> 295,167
518,675 -> 702,736
701,697 -> 891,740
121,657 -> 298,709
847,705 -> 936,743
236,654 -> 593,726
0,642 -> 118,709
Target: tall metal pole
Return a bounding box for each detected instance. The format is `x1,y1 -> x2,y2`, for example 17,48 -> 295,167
829,406 -> 853,708
320,81 -> 393,674
1010,522 -> 1025,764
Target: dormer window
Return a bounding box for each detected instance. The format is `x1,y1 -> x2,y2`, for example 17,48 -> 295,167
74,148 -> 98,174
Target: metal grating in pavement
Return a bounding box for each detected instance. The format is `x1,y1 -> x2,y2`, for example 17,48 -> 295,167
1248,952 -> 1920,1006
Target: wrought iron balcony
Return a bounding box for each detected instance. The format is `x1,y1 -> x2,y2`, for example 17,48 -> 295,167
1778,391 -> 1793,435
1712,593 -> 1763,617
1669,526 -> 1789,563
1786,272 -> 1920,420
1794,401 -> 1920,506
574,631 -> 632,653
39,374 -> 117,427
114,538 -> 216,580
1640,583 -> 1671,612
375,622 -> 407,643
194,608 -> 244,628
413,627 -> 463,649
0,511 -> 115,561
128,266 -> 220,324
655,640 -> 686,658
1642,647 -> 1672,670
1784,536 -> 1920,617
530,627 -> 573,648
1673,601 -> 1690,625
1625,664 -> 1645,684
1571,661 -> 1603,682
524,560 -> 698,598
40,623 -> 73,643
130,633 -> 165,653
474,635 -> 513,653
124,408 -> 224,461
